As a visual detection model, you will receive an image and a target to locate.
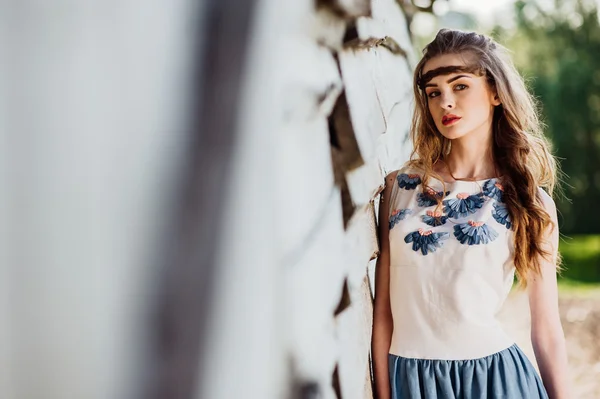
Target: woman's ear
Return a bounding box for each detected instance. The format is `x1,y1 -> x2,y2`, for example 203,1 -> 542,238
491,92 -> 501,107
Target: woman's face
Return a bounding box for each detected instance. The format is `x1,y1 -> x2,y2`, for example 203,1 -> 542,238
421,53 -> 500,141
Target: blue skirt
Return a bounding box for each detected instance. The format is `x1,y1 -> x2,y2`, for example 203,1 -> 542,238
388,344 -> 548,398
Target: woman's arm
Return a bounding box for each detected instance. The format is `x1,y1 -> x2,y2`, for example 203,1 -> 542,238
371,172 -> 396,399
528,188 -> 571,399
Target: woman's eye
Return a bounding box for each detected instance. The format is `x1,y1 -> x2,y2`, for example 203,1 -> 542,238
455,84 -> 468,91
427,91 -> 440,98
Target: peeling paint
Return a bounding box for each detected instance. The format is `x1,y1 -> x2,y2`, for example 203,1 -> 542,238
283,0 -> 413,397
343,35 -> 407,57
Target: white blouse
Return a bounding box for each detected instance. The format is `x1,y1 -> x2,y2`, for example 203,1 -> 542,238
386,165 -> 516,360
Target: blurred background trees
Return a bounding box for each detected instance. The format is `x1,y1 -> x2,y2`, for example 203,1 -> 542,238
500,0 -> 600,235
500,0 -> 600,283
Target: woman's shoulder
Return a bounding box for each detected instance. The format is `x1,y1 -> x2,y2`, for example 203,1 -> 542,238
386,162 -> 425,183
388,161 -> 426,176
537,186 -> 557,218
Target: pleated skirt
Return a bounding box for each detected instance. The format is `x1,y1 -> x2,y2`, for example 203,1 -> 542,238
388,344 -> 548,399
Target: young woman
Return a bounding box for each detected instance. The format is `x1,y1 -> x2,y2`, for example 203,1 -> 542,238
371,29 -> 571,398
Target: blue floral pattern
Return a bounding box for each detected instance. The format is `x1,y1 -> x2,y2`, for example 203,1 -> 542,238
483,178 -> 504,202
404,229 -> 450,255
385,169 -> 512,254
397,173 -> 422,190
417,188 -> 450,207
443,192 -> 485,218
389,208 -> 412,230
422,210 -> 448,227
492,202 -> 512,229
454,221 -> 499,245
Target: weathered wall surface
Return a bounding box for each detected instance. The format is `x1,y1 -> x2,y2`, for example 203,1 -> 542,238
277,0 -> 415,397
198,1 -> 416,398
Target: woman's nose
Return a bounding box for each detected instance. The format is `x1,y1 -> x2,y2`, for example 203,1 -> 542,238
440,92 -> 455,109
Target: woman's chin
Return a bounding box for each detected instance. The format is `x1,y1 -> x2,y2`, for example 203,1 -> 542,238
438,129 -> 467,140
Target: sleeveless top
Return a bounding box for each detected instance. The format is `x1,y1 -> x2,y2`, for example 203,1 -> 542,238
386,164 -> 516,360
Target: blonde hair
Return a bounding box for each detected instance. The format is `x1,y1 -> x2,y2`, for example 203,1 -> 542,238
405,29 -> 561,285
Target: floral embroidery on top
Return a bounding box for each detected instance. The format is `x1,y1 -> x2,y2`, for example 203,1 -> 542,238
453,221 -> 499,245
404,228 -> 450,255
492,202 -> 512,229
443,192 -> 485,218
397,173 -> 422,190
483,179 -> 504,202
417,188 -> 450,207
389,208 -> 412,230
422,210 -> 448,227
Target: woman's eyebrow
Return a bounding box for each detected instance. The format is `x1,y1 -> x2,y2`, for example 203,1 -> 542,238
425,74 -> 472,88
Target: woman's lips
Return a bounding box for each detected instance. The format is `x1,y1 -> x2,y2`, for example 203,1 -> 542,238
442,115 -> 461,126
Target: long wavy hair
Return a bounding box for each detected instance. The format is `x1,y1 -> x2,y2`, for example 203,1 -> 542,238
405,29 -> 562,285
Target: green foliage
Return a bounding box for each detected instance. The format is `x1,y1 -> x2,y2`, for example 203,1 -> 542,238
558,234 -> 600,284
500,0 -> 600,234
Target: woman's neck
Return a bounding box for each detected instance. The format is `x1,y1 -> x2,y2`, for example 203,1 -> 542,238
439,136 -> 497,180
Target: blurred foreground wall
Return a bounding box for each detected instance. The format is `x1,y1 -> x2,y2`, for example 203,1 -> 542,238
2,1 -> 201,398
1,0 -> 415,398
